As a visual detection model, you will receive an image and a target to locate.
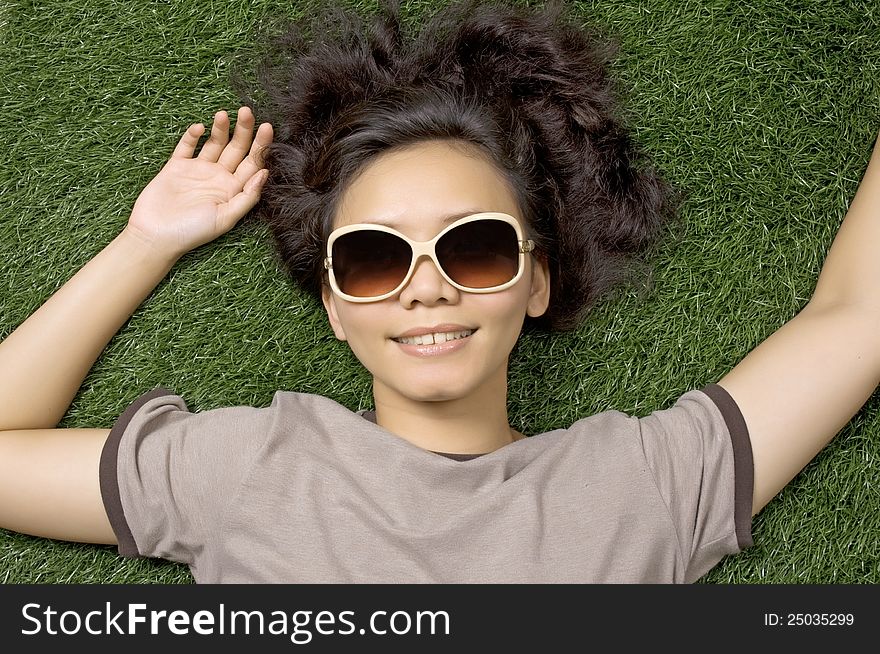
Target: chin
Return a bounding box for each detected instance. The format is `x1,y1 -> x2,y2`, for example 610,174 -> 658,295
402,386 -> 470,403
384,376 -> 477,404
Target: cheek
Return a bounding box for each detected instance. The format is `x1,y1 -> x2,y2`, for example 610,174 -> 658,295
475,287 -> 531,336
333,304 -> 388,352
502,276 -> 534,313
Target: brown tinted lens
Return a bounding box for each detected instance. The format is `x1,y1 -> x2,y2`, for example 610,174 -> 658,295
436,219 -> 519,289
332,230 -> 412,297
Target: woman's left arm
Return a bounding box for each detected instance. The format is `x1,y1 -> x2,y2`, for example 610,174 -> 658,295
716,130 -> 880,516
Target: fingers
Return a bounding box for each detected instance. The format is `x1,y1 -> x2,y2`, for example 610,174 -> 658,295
171,123 -> 206,159
171,107 -> 274,188
233,121 -> 274,185
217,106 -> 257,171
196,110 -> 232,162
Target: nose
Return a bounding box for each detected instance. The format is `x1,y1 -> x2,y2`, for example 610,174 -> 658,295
397,254 -> 460,307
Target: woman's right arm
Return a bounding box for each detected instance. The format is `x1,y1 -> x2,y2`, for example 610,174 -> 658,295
0,107 -> 273,544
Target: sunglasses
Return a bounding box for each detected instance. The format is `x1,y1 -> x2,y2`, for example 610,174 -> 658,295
324,212 -> 535,302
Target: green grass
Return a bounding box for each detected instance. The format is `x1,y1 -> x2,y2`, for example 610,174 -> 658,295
1,0 -> 878,584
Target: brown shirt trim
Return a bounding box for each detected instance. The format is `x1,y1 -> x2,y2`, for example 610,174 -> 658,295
698,383 -> 755,550
99,386 -> 176,557
431,451 -> 485,461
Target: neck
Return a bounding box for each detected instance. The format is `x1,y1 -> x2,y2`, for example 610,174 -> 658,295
371,370 -> 523,454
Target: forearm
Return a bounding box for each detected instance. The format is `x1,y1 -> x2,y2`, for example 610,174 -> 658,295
0,228 -> 180,430
808,131 -> 880,313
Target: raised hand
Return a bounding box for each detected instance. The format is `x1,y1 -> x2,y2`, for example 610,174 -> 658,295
126,106 -> 274,260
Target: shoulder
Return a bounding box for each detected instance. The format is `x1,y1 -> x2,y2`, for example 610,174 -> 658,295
117,386 -> 361,429
108,387 -> 375,471
549,386 -> 743,442
528,385 -> 748,473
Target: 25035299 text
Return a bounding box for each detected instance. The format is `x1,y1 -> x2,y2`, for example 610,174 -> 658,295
20,602 -> 451,644
763,613 -> 854,626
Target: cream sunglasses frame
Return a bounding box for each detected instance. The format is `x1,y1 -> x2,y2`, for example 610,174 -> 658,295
324,212 -> 536,303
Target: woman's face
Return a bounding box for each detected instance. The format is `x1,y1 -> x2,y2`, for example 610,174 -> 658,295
321,140 -> 550,404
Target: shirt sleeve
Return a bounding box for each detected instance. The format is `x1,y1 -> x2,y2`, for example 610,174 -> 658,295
99,386 -> 274,564
637,383 -> 754,582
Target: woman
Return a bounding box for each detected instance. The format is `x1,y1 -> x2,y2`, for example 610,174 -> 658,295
0,0 -> 877,583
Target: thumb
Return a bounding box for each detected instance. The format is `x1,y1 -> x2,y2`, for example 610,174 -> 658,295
217,169 -> 269,232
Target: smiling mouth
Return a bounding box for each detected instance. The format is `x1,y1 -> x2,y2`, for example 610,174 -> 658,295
392,329 -> 475,346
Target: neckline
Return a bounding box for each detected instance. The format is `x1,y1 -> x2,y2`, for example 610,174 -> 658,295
430,450 -> 487,461
359,409 -> 493,461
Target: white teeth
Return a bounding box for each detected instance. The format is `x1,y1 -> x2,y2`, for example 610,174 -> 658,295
395,330 -> 473,345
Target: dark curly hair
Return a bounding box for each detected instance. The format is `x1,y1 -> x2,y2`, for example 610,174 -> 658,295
235,0 -> 678,331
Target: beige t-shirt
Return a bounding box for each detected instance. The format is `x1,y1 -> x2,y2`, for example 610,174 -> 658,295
99,383 -> 753,583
